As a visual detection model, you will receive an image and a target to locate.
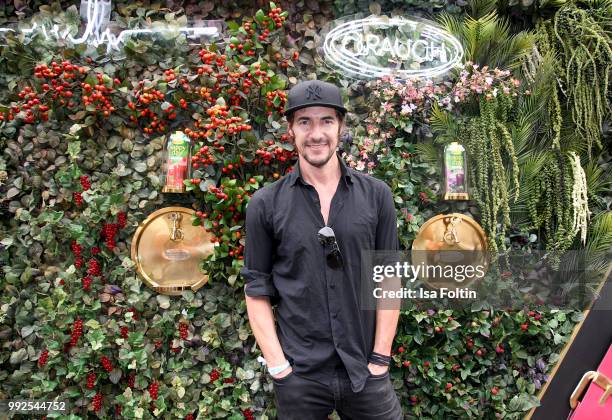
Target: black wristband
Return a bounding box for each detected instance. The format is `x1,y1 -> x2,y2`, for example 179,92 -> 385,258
368,352 -> 391,366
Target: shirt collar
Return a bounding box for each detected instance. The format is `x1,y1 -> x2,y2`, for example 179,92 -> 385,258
289,153 -> 353,188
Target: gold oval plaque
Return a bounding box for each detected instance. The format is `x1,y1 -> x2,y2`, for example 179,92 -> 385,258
412,213 -> 489,289
131,206 -> 216,295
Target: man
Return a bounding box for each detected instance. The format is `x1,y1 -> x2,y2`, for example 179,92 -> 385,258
240,80 -> 403,419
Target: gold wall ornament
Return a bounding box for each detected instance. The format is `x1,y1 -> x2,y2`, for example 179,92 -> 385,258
443,142 -> 469,201
131,207 -> 215,295
412,213 -> 488,289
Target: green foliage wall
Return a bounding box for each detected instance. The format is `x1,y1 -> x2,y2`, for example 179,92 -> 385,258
0,1 -> 609,419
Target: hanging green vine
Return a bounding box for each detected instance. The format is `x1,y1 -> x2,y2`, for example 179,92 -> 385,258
461,94 -> 520,255
550,0 -> 612,155
526,150 -> 577,261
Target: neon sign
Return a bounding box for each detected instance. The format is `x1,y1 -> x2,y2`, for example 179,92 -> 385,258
0,0 -> 221,53
322,16 -> 463,79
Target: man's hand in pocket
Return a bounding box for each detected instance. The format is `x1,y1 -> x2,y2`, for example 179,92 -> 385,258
368,362 -> 388,376
272,365 -> 293,380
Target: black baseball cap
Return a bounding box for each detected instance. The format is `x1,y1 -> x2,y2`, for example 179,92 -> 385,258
285,80 -> 347,117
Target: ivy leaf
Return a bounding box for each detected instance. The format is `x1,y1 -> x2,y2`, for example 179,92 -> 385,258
508,394 -> 540,412
21,325 -> 36,338
84,319 -> 100,330
10,349 -> 28,365
6,188 -> 20,199
157,295 -> 171,309
128,332 -> 144,347
87,329 -> 106,351
298,52 -> 314,66
109,368 -> 122,384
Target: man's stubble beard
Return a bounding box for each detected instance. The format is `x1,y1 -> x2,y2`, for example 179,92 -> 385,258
302,144 -> 337,168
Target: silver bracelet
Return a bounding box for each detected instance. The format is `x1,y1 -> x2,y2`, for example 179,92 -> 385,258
268,360 -> 290,376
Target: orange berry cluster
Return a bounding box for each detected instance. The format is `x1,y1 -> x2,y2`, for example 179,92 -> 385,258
265,89 -> 287,115
127,81 -> 177,134
81,72 -> 118,117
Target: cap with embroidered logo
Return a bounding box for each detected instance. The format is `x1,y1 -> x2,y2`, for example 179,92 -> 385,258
284,80 -> 347,116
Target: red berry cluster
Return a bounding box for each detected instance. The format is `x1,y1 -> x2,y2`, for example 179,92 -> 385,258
242,408 -> 254,420
418,191 -> 429,205
91,246 -> 101,256
100,356 -> 113,373
117,212 -> 127,229
120,326 -> 129,339
23,61 -> 85,122
38,349 -> 49,367
254,142 -> 295,167
71,240 -> 83,268
86,372 -> 96,390
466,337 -> 474,350
202,183 -> 248,253
73,191 -> 83,207
253,144 -> 295,167
87,258 -> 102,276
92,393 -> 102,412
80,175 -> 91,191
219,155 -> 246,177
13,86 -> 43,123
528,310 -> 542,321
82,276 -> 93,291
127,372 -> 135,388
209,369 -> 220,383
179,322 -> 188,340
0,61 -> 123,125
266,7 -> 286,28
223,377 -> 235,384
127,308 -> 139,320
154,340 -> 163,350
185,414 -> 195,420
232,6 -> 287,52
115,405 -> 123,416
70,319 -> 83,346
102,223 -> 119,250
148,382 -> 159,401
186,144 -> 220,169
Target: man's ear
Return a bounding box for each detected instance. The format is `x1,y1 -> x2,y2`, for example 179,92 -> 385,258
338,120 -> 347,138
287,124 -> 295,144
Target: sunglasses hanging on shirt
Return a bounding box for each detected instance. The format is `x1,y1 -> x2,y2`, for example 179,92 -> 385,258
317,226 -> 344,269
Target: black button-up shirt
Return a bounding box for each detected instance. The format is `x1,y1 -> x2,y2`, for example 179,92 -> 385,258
240,156 -> 399,393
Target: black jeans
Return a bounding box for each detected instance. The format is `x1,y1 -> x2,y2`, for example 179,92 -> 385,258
272,365 -> 404,420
